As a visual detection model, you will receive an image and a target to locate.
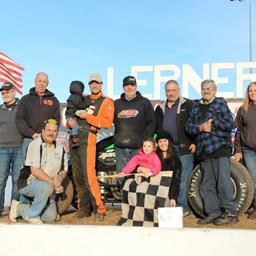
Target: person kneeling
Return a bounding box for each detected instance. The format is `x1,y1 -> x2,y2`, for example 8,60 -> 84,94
9,119 -> 68,224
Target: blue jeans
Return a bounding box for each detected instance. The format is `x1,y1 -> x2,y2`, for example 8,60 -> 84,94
0,146 -> 23,213
115,147 -> 138,172
17,180 -> 57,222
242,147 -> 256,209
173,145 -> 194,211
22,138 -> 33,162
200,157 -> 237,217
177,154 -> 194,211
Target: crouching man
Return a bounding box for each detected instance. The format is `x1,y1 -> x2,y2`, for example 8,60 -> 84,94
9,119 -> 68,224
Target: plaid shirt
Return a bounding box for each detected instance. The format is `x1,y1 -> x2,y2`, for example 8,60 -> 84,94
186,97 -> 233,156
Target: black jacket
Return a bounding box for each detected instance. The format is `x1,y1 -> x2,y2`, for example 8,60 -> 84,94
114,91 -> 155,149
155,97 -> 194,155
16,87 -> 60,138
65,81 -> 92,118
160,156 -> 182,201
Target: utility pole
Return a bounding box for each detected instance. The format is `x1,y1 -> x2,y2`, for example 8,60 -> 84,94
230,0 -> 253,73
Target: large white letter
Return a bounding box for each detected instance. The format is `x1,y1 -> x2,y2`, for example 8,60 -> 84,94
236,62 -> 256,98
106,67 -> 119,100
131,65 -> 153,99
154,64 -> 181,100
211,62 -> 235,98
182,64 -> 210,98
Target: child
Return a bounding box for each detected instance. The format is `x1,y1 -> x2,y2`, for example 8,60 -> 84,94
65,80 -> 94,147
121,138 -> 161,177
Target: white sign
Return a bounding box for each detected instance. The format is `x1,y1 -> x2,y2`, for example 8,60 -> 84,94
106,62 -> 256,100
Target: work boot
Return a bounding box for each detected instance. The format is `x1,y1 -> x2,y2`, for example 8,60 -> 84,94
248,209 -> 256,219
73,209 -> 92,219
95,213 -> 105,223
9,200 -> 20,223
214,212 -> 238,225
197,215 -> 219,225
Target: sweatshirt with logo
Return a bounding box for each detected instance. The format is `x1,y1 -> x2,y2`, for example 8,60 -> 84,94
114,91 -> 155,149
16,87 -> 60,138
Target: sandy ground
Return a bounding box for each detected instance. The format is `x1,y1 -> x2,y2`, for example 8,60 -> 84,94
1,205 -> 256,229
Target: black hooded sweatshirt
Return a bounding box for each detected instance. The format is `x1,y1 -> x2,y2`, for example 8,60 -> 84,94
114,91 -> 155,149
16,87 -> 60,138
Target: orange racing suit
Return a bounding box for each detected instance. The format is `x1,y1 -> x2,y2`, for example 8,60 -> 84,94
69,91 -> 114,215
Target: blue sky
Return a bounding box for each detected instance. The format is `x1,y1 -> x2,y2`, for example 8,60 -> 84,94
1,0 -> 256,102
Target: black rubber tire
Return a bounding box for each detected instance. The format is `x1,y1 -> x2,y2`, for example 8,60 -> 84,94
188,158 -> 254,217
56,176 -> 74,214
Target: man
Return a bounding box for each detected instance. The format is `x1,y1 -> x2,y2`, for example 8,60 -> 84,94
114,76 -> 155,172
155,80 -> 195,216
186,79 -> 238,225
16,72 -> 60,159
9,119 -> 68,224
67,73 -> 114,221
0,83 -> 23,217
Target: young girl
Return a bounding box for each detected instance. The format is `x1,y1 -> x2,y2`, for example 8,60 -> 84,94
120,138 -> 161,177
156,131 -> 182,207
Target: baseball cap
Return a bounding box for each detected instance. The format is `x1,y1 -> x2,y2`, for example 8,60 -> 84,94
123,76 -> 137,86
88,73 -> 102,84
0,83 -> 14,91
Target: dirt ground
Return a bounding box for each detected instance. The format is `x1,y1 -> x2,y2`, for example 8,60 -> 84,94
1,205 -> 256,229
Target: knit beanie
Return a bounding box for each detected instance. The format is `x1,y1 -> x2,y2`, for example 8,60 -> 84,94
156,131 -> 173,143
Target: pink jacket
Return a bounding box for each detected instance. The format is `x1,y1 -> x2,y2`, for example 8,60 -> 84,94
121,150 -> 161,176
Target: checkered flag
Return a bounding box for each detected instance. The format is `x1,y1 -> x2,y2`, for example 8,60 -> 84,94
118,175 -> 172,227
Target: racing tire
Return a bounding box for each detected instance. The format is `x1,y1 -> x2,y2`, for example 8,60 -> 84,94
188,158 -> 254,218
56,176 -> 74,214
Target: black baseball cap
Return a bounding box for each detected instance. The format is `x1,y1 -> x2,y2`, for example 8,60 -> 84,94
123,76 -> 137,86
0,83 -> 14,91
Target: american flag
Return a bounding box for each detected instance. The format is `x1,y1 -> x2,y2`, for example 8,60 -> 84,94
0,52 -> 25,94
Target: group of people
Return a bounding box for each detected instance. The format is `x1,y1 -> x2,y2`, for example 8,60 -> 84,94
0,71 -> 256,226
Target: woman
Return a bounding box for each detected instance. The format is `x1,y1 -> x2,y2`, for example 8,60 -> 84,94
235,81 -> 256,219
156,131 -> 182,208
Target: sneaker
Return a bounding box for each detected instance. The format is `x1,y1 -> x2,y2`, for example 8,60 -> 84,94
56,214 -> 61,221
95,213 -> 105,223
197,215 -> 220,225
9,199 -> 20,223
73,210 -> 92,219
26,217 -> 43,224
214,213 -> 239,225
183,209 -> 193,218
248,209 -> 256,219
